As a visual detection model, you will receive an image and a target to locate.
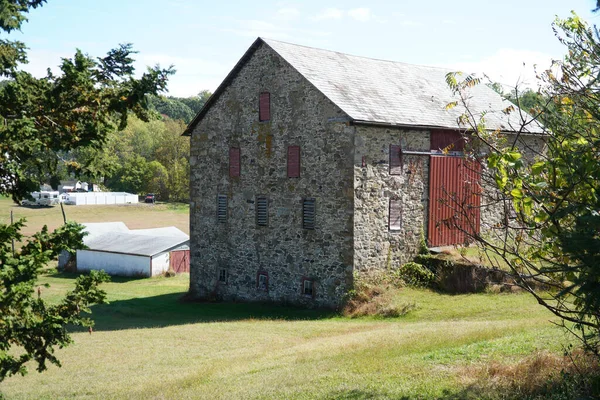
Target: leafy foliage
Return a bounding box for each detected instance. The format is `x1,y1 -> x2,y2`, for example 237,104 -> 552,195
147,90 -> 210,123
398,262 -> 435,288
0,0 -> 172,382
446,13 -> 600,356
0,220 -> 110,381
0,5 -> 174,202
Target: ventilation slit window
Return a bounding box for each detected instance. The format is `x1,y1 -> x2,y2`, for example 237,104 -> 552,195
389,144 -> 403,175
229,147 -> 240,177
217,195 -> 227,224
259,92 -> 270,121
389,199 -> 402,231
256,196 -> 269,226
303,198 -> 316,230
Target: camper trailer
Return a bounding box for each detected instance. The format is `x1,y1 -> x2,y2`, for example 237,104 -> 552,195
21,191 -> 61,207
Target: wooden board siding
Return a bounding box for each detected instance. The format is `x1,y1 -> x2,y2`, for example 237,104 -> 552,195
170,250 -> 190,273
428,156 -> 481,247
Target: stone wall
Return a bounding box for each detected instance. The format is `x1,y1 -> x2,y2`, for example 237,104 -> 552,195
353,126 -> 430,270
189,43 -> 355,308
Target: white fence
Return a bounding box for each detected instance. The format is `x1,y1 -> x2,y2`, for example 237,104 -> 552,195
64,192 -> 138,206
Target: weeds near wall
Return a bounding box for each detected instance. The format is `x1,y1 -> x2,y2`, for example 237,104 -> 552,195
343,270 -> 417,318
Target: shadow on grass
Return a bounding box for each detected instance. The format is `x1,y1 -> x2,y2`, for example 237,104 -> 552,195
48,271 -> 148,284
79,293 -> 339,332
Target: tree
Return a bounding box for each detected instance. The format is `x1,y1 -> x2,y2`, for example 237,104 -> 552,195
0,221 -> 109,381
147,90 -> 211,123
0,0 -> 173,381
446,13 -> 600,355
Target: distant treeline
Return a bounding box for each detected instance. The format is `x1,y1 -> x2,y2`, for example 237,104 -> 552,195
53,91 -> 212,202
147,90 -> 211,123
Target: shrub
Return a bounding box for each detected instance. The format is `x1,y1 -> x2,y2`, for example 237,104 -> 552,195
398,262 -> 435,288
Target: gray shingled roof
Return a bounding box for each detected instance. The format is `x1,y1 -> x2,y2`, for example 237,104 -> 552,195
184,38 -> 543,135
262,38 -> 542,133
84,232 -> 189,257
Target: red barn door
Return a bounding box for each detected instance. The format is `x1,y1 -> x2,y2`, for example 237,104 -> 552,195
428,156 -> 481,247
170,250 -> 190,273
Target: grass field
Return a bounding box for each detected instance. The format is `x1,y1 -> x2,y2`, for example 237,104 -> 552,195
0,197 -> 189,237
0,197 -> 574,399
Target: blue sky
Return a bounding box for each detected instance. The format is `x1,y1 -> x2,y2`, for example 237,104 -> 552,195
7,0 -> 600,97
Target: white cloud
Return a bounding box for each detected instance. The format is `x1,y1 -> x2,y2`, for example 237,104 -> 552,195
313,8 -> 343,21
277,7 -> 300,20
439,48 -> 556,90
348,8 -> 371,22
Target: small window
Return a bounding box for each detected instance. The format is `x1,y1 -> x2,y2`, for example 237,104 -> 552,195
229,147 -> 241,177
256,196 -> 268,227
303,198 -> 316,230
217,195 -> 227,224
287,145 -> 300,178
257,271 -> 268,291
389,144 -> 403,175
302,279 -> 314,297
259,92 -> 270,122
218,269 -> 228,284
389,199 -> 402,231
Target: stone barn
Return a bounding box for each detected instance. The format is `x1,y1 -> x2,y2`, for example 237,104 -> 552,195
184,38 -> 544,308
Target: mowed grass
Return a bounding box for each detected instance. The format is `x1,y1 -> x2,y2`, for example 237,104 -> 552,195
1,196 -> 572,398
0,197 -> 189,236
2,273 -> 570,399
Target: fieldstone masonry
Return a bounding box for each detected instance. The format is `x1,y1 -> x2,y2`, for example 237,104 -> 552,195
187,40 -> 546,308
189,43 -> 354,308
353,126 -> 430,270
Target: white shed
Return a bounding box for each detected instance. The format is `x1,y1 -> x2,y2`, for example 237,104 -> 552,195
77,232 -> 189,277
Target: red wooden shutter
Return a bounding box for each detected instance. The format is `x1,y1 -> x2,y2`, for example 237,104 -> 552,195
287,146 -> 300,178
431,130 -> 466,152
229,147 -> 240,177
389,199 -> 402,230
389,144 -> 402,175
259,92 -> 270,121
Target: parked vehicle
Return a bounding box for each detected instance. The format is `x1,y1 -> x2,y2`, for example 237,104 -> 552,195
144,193 -> 156,204
21,191 -> 61,207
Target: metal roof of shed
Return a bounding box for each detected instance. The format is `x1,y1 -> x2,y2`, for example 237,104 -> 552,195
82,222 -> 129,245
83,232 -> 189,257
131,226 -> 189,240
184,37 -> 544,135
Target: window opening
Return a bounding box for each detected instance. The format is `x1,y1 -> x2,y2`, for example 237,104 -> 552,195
303,198 -> 316,230
217,195 -> 227,223
389,144 -> 403,175
256,196 -> 269,226
257,272 -> 268,291
259,92 -> 270,121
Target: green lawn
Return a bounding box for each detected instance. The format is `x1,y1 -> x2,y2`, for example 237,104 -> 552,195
1,272 -> 569,399
0,197 -> 189,237
1,196 -> 572,398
